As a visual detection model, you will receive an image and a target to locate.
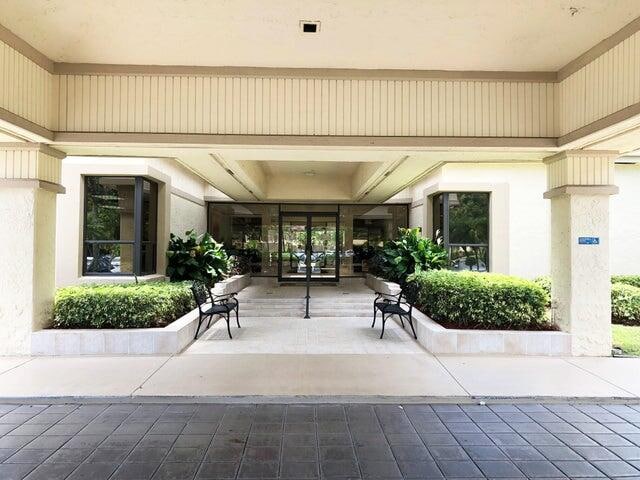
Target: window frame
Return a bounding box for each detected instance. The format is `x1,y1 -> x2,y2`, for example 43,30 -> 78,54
432,191 -> 491,272
82,176 -> 158,276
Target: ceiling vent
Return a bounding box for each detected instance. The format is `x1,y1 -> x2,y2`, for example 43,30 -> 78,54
300,21 -> 320,33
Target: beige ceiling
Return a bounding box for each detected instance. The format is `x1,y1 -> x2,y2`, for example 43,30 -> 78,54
260,160 -> 362,177
53,142 -> 551,202
1,0 -> 639,71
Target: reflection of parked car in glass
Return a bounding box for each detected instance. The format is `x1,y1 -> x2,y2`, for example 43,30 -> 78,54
295,251 -> 334,274
452,256 -> 487,272
86,255 -> 121,273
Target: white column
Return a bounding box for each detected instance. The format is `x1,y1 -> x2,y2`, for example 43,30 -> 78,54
0,143 -> 65,354
544,150 -> 618,356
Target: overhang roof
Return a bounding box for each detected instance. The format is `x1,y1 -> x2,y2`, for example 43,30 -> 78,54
1,0 -> 639,71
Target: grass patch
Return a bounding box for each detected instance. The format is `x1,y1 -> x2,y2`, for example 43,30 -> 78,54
612,324 -> 640,356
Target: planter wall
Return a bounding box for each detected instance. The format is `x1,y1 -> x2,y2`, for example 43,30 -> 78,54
213,274 -> 251,295
365,274 -> 401,295
32,274 -> 250,355
365,274 -> 571,356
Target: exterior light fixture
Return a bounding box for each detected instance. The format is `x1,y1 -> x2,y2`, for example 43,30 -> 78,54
300,21 -> 320,33
304,170 -> 316,176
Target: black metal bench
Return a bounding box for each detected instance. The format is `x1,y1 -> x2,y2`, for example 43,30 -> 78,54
372,286 -> 417,339
191,281 -> 240,339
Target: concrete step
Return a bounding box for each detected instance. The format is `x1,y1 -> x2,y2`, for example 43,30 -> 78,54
240,300 -> 372,306
240,308 -> 372,316
240,301 -> 372,308
239,297 -> 373,303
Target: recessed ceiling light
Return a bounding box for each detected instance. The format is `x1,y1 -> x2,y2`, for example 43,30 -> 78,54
300,21 -> 320,33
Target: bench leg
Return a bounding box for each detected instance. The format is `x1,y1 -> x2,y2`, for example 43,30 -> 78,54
226,313 -> 232,339
407,316 -> 417,339
380,313 -> 387,339
194,314 -> 203,340
399,314 -> 405,328
372,308 -> 377,328
235,307 -> 240,328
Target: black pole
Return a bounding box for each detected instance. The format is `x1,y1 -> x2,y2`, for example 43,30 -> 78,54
304,215 -> 311,319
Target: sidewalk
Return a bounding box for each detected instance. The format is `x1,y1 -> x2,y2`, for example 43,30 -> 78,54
0,353 -> 638,400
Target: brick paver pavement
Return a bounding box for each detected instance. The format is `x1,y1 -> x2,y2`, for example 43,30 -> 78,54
1,402 -> 640,479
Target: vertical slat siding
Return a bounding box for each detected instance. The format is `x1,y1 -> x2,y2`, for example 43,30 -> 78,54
559,30 -> 640,136
0,40 -> 53,130
2,29 -> 637,140
546,153 -> 615,190
0,149 -> 60,184
52,72 -> 558,137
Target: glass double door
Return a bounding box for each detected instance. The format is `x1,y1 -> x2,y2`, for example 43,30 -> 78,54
279,213 -> 339,282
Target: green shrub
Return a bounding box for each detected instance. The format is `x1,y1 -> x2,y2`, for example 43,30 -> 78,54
612,275 -> 640,289
370,227 -> 448,284
414,270 -> 551,330
166,230 -> 229,286
53,282 -> 195,329
611,283 -> 640,326
535,275 -> 640,324
533,276 -> 552,306
533,275 -> 551,297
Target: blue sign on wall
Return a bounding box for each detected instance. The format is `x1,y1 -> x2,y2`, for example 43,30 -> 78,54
578,237 -> 600,245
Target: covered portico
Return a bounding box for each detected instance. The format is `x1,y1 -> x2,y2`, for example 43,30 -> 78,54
1,1 -> 640,357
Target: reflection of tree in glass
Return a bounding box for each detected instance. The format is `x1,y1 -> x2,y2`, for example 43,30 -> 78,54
85,178 -> 121,240
448,193 -> 489,271
448,193 -> 489,245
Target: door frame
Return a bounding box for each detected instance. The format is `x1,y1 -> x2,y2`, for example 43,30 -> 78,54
278,211 -> 340,283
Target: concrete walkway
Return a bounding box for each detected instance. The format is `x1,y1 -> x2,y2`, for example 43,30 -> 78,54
2,281 -> 639,400
0,354 -> 639,400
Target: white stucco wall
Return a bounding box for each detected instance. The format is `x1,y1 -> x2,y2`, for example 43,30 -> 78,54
408,162 -> 549,278
170,193 -> 207,236
610,163 -> 640,275
53,156 -> 640,286
55,156 -> 212,286
407,160 -> 640,279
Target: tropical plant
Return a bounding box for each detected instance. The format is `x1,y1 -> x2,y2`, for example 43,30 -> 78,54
370,227 -> 448,284
166,230 -> 229,286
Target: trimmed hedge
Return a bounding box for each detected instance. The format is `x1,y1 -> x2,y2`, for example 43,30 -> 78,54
533,275 -> 640,326
611,283 -> 640,326
533,276 -> 552,303
53,282 -> 195,329
612,275 -> 640,289
413,270 -> 552,330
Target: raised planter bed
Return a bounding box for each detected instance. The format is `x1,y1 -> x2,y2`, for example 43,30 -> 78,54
31,274 -> 250,356
365,274 -> 571,356
365,274 -> 401,295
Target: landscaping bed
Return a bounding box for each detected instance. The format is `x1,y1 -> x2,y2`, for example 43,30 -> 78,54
53,281 -> 194,329
365,273 -> 569,355
365,228 -> 567,355
414,270 -> 554,331
33,274 -> 250,355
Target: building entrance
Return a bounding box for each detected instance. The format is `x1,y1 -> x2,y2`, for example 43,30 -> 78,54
278,212 -> 339,282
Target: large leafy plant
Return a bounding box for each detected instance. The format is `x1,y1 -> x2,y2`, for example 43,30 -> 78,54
371,227 -> 448,284
166,230 -> 229,286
